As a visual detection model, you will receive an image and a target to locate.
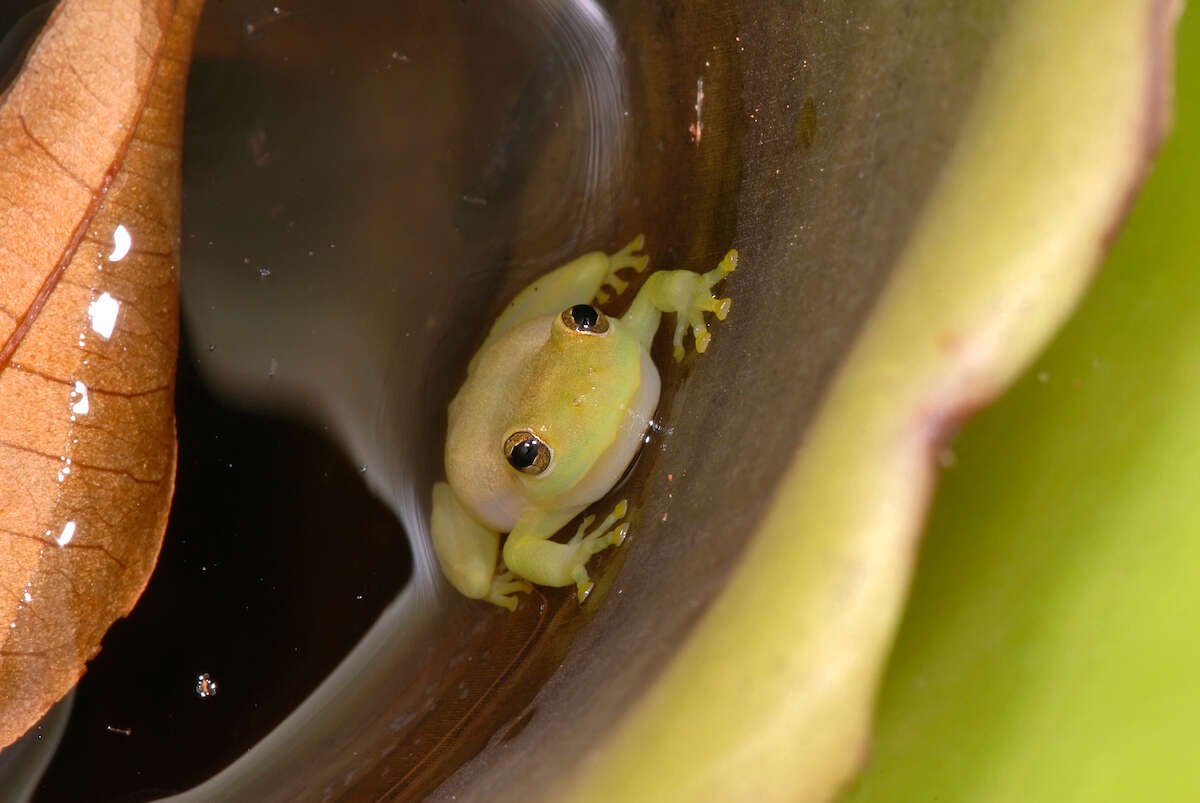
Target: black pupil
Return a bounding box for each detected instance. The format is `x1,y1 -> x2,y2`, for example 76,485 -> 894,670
509,438 -> 540,469
571,304 -> 600,330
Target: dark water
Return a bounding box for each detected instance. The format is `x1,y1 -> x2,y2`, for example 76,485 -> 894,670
0,2 -> 49,90
31,331 -> 411,801
4,0 -> 632,797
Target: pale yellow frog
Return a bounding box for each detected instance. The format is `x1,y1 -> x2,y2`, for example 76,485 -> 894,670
431,236 -> 737,610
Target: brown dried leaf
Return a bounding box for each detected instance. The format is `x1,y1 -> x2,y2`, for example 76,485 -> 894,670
0,0 -> 203,748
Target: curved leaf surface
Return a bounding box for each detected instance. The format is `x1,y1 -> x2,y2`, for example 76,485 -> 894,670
842,5 -> 1200,801
0,0 -> 201,748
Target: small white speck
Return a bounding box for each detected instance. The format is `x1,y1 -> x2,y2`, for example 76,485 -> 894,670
56,521 -> 76,547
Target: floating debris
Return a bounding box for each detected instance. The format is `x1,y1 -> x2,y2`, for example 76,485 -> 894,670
195,673 -> 219,699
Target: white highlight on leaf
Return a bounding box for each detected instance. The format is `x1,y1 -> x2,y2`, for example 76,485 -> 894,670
109,224 -> 131,262
71,380 -> 89,415
88,292 -> 120,339
56,520 -> 76,547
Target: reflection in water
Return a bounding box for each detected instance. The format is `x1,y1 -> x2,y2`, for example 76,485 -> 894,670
181,0 -> 628,592
168,0 -> 630,800
453,0 -> 629,265
0,3 -> 51,93
0,0 -> 629,797
181,0 -> 629,576
0,691 -> 73,802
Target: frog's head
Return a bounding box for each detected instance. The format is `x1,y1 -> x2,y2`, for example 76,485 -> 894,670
501,304 -> 660,510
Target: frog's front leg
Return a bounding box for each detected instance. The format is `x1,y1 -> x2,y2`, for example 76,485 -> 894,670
594,234 -> 650,303
621,249 -> 738,360
502,501 -> 630,602
474,235 -> 649,361
431,482 -> 532,610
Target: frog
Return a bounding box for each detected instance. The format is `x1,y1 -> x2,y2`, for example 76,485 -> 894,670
430,235 -> 738,610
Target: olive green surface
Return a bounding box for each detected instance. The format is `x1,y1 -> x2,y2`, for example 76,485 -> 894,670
840,6 -> 1200,803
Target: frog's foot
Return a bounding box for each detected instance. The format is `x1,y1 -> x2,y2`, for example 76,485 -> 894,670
596,234 -> 650,303
566,500 -> 630,602
485,569 -> 533,612
669,248 -> 737,361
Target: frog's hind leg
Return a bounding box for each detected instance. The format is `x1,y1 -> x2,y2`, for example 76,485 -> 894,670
431,482 -> 532,611
502,501 -> 629,603
596,234 -> 650,303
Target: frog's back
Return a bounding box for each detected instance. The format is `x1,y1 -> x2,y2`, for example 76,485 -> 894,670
445,316 -> 551,531
445,313 -> 655,531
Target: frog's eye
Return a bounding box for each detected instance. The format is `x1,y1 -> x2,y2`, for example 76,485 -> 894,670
561,303 -> 609,335
504,430 -> 552,474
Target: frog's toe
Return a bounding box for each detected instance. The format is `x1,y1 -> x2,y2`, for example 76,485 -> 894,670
671,318 -> 689,362
607,234 -> 650,279
567,514 -> 598,546
491,592 -> 520,612
669,253 -> 738,359
580,501 -> 629,553
597,274 -> 630,302
713,296 -> 732,321
703,249 -> 738,287
496,570 -> 533,594
486,570 -> 533,611
573,572 -> 595,604
563,500 -> 629,602
617,233 -> 646,261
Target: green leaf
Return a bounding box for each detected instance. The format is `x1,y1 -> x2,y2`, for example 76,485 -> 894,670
558,2 -> 1177,801
841,5 -> 1200,803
